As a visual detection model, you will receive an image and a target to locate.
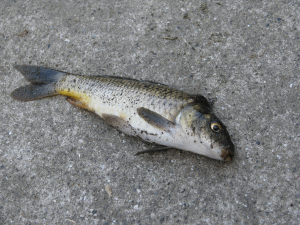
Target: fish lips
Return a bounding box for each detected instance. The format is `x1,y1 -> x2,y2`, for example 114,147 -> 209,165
220,141 -> 235,162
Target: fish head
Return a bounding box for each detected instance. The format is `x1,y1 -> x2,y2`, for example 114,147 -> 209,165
176,103 -> 234,162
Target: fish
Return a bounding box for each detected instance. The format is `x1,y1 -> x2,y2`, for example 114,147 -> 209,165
11,65 -> 234,162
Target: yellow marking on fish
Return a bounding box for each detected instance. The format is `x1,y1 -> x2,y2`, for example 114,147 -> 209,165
119,112 -> 127,120
58,88 -> 92,108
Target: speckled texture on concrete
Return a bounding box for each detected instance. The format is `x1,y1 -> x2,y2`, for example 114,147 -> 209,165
0,0 -> 299,224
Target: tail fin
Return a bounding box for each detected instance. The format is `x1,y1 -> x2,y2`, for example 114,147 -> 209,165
11,65 -> 64,101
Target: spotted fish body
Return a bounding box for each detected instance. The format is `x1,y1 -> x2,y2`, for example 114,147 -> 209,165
11,65 -> 234,161
57,74 -> 194,144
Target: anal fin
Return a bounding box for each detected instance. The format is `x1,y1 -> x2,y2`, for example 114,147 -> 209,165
66,97 -> 92,111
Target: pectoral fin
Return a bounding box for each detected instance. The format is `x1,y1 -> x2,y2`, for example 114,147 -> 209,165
137,107 -> 175,131
134,147 -> 173,156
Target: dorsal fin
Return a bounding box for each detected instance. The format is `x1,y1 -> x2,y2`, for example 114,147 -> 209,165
192,95 -> 211,109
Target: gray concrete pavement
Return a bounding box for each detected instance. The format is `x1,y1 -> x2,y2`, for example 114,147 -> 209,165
0,0 -> 299,224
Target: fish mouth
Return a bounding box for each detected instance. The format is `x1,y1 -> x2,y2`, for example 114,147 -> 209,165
220,145 -> 235,162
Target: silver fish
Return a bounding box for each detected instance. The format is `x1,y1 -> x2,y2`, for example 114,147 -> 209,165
11,65 -> 234,161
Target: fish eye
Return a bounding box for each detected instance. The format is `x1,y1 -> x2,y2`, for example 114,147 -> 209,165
211,122 -> 222,132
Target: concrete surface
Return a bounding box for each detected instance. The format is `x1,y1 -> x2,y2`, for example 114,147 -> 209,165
0,0 -> 299,224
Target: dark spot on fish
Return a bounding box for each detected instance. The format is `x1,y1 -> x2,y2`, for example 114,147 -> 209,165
210,143 -> 213,149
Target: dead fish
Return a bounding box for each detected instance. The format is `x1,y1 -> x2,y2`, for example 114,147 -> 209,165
11,65 -> 234,162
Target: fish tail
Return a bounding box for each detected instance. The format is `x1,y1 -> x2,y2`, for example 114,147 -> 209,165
11,65 -> 65,101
